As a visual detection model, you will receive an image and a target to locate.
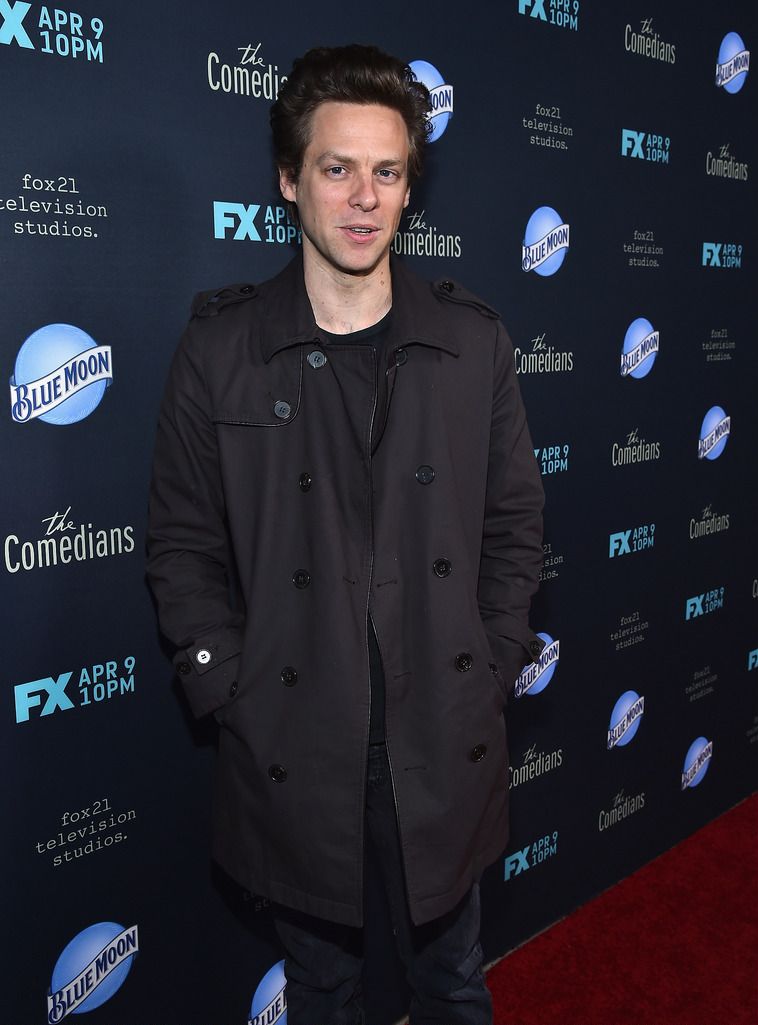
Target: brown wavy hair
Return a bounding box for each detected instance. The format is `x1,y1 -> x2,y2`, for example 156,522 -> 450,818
271,44 -> 432,186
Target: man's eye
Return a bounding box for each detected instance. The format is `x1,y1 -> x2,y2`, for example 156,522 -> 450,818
327,166 -> 346,176
377,169 -> 397,179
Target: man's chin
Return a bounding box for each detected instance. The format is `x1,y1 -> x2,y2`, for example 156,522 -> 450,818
301,235 -> 393,279
334,246 -> 392,279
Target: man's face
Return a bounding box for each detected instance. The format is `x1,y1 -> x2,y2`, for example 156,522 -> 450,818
280,102 -> 411,278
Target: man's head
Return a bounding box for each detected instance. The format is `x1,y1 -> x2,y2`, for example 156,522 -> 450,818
271,45 -> 431,188
272,46 -> 432,279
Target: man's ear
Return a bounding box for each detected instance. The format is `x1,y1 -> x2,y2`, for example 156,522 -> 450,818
403,186 -> 410,209
279,167 -> 297,203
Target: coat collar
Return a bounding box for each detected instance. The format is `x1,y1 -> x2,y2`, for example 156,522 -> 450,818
259,253 -> 461,363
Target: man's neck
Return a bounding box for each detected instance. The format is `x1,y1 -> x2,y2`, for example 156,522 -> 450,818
303,250 -> 393,335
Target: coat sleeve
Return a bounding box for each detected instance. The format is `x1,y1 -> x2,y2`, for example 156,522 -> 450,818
146,318 -> 243,717
478,321 -> 545,695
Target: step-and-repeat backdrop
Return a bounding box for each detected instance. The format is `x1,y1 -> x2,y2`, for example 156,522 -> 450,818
3,2 -> 756,1023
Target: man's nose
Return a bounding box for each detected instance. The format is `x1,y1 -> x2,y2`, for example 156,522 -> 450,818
349,171 -> 379,211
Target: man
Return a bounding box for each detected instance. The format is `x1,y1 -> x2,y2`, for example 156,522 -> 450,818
147,44 -> 544,1025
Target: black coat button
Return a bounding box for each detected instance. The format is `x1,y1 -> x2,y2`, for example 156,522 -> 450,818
229,680 -> 238,696
489,663 -> 499,675
440,280 -> 454,293
269,764 -> 288,783
281,666 -> 298,686
307,350 -> 327,369
176,662 -> 191,675
298,472 -> 312,492
240,285 -> 254,294
470,744 -> 487,762
394,348 -> 408,366
455,652 -> 473,672
415,464 -> 435,485
274,400 -> 291,419
529,639 -> 544,660
433,558 -> 452,578
293,569 -> 310,589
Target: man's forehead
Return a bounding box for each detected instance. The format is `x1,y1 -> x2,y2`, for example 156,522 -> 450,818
309,101 -> 408,132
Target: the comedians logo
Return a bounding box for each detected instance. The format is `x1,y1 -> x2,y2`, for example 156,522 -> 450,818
620,317 -> 659,378
515,333 -> 574,374
504,830 -> 559,880
702,242 -> 742,269
249,960 -> 287,1025
509,742 -> 563,789
515,632 -> 559,698
10,323 -> 112,425
14,655 -> 136,724
624,17 -> 676,63
611,428 -> 661,467
213,201 -> 301,245
47,921 -> 138,1022
517,0 -> 579,33
715,32 -> 750,94
682,737 -> 713,789
522,206 -> 570,276
621,129 -> 670,164
4,505 -> 135,574
698,406 -> 730,460
409,60 -> 453,142
748,650 -> 758,671
598,789 -> 645,831
391,209 -> 462,258
689,503 -> 730,540
685,587 -> 725,620
609,523 -> 655,558
0,2 -> 104,62
706,143 -> 748,181
207,42 -> 286,99
608,691 -> 645,748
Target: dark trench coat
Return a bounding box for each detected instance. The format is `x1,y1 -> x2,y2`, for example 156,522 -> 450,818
146,254 -> 545,927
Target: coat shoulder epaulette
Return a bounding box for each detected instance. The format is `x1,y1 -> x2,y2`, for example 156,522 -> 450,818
191,283 -> 259,319
431,278 -> 500,320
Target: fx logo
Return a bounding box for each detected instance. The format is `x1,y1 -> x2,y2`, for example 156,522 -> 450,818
213,201 -> 261,241
609,530 -> 631,558
748,649 -> 758,671
518,0 -> 546,20
685,595 -> 704,620
621,129 -> 645,159
14,673 -> 74,722
0,0 -> 33,48
702,243 -> 722,267
504,846 -> 530,880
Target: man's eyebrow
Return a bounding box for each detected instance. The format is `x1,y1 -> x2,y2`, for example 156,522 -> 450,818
316,151 -> 407,168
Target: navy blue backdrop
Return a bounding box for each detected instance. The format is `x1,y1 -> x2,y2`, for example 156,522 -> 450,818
2,2 -> 756,1023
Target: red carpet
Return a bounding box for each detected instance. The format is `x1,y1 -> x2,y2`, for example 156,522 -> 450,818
487,796 -> 758,1025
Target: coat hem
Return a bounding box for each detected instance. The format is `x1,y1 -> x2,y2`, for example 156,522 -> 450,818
212,851 -> 364,927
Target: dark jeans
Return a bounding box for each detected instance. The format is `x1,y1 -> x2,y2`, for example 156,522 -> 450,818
272,742 -> 493,1025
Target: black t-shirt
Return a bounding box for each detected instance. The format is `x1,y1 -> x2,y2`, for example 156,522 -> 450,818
320,312 -> 390,745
